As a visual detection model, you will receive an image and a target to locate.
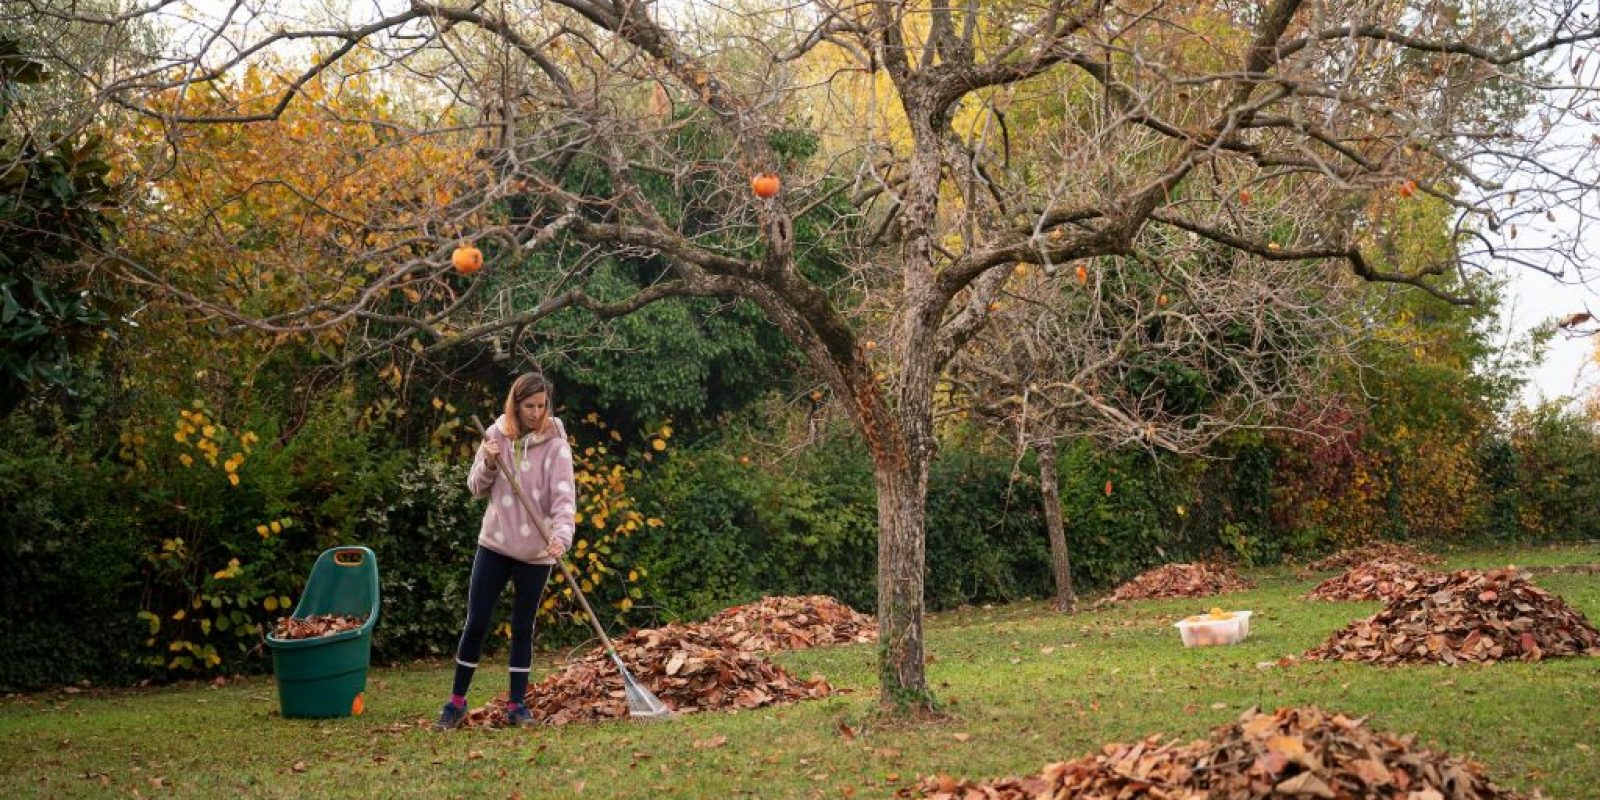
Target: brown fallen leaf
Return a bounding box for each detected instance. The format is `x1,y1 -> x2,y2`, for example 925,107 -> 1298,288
1241,713 -> 1280,738
1351,757 -> 1392,785
1276,771 -> 1335,798
1266,734 -> 1308,762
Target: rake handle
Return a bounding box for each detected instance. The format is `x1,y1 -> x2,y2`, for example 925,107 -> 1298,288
471,416 -> 624,660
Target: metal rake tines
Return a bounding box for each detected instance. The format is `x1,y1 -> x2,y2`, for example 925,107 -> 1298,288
614,654 -> 672,719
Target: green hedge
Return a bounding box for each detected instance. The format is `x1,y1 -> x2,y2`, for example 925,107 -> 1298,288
0,393 -> 421,689
619,442 -> 877,620
0,419 -> 146,689
10,391 -> 1600,690
621,433 -> 1226,621
357,457 -> 478,662
1495,406 -> 1600,541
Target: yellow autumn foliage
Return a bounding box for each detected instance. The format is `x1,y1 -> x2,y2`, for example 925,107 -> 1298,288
115,50 -> 492,400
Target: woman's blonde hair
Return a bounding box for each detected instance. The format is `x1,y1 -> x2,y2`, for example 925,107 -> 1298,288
501,372 -> 554,439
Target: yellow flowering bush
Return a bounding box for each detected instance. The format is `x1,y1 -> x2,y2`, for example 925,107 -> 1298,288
545,423 -> 666,623
123,400 -> 296,674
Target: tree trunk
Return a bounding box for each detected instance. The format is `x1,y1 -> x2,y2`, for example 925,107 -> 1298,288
871,441 -> 934,711
1037,438 -> 1075,611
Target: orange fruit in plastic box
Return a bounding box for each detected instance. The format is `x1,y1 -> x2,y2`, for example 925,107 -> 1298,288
1176,609 -> 1253,647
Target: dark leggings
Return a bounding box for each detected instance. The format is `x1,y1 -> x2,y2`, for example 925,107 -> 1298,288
452,546 -> 552,701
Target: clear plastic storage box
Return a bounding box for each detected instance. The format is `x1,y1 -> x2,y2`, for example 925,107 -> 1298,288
1174,609 -> 1252,647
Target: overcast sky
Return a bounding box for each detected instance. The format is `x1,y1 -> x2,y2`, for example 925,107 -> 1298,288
1503,266 -> 1598,410
1487,41 -> 1600,415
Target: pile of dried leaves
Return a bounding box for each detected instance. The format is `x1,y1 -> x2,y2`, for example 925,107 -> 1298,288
1304,559 -> 1432,603
464,622 -> 833,727
1306,567 -> 1600,664
901,705 -> 1528,800
1307,541 -> 1443,572
269,614 -> 364,640
1099,563 -> 1252,603
702,595 -> 876,652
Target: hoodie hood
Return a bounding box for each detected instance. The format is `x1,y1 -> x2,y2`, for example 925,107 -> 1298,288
493,413 -> 567,447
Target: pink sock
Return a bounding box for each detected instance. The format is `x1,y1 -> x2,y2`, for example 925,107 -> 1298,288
450,694 -> 466,708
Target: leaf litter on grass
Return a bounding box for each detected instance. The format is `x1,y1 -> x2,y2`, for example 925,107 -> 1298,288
1096,563 -> 1253,605
1306,567 -> 1600,664
703,595 -> 876,652
1304,559 -> 1433,603
1306,542 -> 1443,572
901,705 -> 1534,800
463,595 -> 869,727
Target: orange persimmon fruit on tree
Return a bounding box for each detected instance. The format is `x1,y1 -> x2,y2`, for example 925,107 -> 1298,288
452,244 -> 483,275
750,173 -> 780,199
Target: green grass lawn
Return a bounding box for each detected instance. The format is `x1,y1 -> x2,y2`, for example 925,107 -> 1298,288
4,544 -> 1598,799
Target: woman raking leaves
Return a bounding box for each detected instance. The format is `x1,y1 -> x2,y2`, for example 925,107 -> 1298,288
434,372 -> 575,730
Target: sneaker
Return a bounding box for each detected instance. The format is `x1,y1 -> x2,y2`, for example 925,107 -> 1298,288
505,703 -> 534,728
433,701 -> 467,732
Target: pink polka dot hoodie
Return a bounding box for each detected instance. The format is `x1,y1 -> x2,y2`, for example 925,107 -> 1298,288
467,413 -> 577,564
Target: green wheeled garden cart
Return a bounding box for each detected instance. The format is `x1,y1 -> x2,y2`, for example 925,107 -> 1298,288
265,546 -> 380,718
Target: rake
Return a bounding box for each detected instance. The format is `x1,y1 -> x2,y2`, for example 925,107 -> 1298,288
472,416 -> 672,721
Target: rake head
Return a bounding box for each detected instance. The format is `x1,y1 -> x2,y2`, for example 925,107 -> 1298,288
616,657 -> 673,720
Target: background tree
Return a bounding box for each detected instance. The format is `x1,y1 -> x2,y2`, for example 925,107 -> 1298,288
951,246 -> 1350,610
24,0 -> 1600,709
0,2 -> 156,410
0,36 -> 117,411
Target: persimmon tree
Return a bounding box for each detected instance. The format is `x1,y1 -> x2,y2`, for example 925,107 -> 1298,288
25,0 -> 1600,709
